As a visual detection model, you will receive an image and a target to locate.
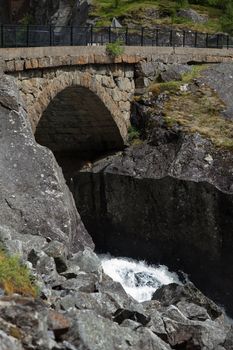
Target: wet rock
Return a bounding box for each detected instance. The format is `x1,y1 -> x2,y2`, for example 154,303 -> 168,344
152,283 -> 222,320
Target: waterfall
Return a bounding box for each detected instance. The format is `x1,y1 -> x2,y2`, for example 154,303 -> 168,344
100,254 -> 181,302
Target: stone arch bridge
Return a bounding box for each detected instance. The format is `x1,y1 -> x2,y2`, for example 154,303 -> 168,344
1,45 -> 233,162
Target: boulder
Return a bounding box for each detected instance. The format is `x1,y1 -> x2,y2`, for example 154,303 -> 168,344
69,248 -> 102,276
152,283 -> 222,320
0,74 -> 93,253
159,64 -> 192,82
177,8 -> 208,23
62,309 -> 172,350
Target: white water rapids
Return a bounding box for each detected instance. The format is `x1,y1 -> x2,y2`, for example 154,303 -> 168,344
100,254 -> 181,302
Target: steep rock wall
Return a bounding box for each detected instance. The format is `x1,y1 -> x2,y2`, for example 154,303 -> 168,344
29,0 -> 92,26
0,73 -> 93,252
73,121 -> 233,315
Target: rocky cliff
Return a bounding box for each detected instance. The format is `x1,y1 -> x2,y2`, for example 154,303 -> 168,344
0,235 -> 232,349
0,73 -> 93,252
28,0 -> 92,26
73,63 -> 233,315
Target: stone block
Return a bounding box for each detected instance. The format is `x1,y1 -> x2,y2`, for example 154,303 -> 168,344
6,60 -> 15,72
15,60 -> 24,71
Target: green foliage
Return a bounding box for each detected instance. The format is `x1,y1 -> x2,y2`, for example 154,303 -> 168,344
176,0 -> 189,9
220,1 -> 233,34
92,0 -> 231,33
106,39 -> 124,57
19,13 -> 34,26
114,0 -> 121,8
0,249 -> 38,297
128,126 -> 141,143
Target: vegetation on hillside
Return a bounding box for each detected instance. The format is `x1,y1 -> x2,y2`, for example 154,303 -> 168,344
91,0 -> 233,33
0,248 -> 38,297
148,66 -> 233,150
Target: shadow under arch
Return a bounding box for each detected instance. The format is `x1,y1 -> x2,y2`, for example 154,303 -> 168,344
35,85 -> 125,182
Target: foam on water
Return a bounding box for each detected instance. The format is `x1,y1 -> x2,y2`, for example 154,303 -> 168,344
100,254 -> 181,302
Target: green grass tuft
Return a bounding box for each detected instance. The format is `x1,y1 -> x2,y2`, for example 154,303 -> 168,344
0,249 -> 38,297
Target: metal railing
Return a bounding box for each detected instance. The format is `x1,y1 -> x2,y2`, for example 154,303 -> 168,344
0,24 -> 232,49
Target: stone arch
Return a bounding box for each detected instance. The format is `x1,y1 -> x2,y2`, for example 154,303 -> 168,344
28,70 -> 129,143
29,70 -> 129,181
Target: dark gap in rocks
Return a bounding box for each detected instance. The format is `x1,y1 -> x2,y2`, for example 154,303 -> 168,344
35,85 -> 124,187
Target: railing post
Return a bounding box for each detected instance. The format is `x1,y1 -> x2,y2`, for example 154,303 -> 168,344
216,33 -> 219,49
156,28 -> 159,46
183,30 -> 185,47
206,33 -> 208,48
227,34 -> 229,49
90,25 -> 93,45
170,29 -> 173,47
141,27 -> 144,46
1,24 -> 4,48
49,25 -> 53,46
26,25 -> 29,47
108,26 -> 111,43
194,31 -> 198,48
70,26 -> 73,46
125,27 -> 128,45
86,26 -> 88,45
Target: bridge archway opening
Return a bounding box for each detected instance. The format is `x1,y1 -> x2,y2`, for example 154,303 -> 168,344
35,85 -> 125,182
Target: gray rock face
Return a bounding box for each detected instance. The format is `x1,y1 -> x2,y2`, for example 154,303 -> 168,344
159,64 -> 192,82
201,63 -> 233,120
73,133 -> 233,313
73,63 -> 233,315
29,0 -> 92,26
0,229 -> 232,350
0,74 -> 93,252
177,8 -> 208,23
152,283 -> 222,320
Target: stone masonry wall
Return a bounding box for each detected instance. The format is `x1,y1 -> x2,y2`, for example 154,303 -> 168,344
12,64 -> 135,143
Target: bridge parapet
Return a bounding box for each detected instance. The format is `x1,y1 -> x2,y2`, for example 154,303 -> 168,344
1,46 -> 233,73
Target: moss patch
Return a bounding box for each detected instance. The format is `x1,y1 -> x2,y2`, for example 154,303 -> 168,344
0,249 -> 38,297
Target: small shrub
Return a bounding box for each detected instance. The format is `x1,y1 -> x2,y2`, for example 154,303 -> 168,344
106,39 -> 124,57
0,249 -> 38,297
128,126 -> 141,143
